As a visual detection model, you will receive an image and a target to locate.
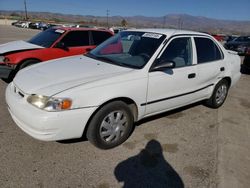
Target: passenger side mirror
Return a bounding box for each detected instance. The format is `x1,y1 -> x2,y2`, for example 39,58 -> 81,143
151,59 -> 175,72
54,42 -> 68,51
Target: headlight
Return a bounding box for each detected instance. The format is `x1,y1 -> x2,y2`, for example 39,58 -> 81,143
0,56 -> 5,62
0,56 -> 10,63
27,94 -> 72,112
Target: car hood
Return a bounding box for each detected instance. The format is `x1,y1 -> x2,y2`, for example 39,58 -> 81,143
13,55 -> 133,96
0,40 -> 43,54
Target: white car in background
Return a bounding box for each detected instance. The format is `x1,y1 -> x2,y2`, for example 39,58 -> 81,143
6,29 -> 241,149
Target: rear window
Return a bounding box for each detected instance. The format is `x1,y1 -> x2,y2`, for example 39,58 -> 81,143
194,37 -> 223,63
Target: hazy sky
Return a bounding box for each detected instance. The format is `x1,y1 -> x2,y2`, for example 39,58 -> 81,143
0,0 -> 250,21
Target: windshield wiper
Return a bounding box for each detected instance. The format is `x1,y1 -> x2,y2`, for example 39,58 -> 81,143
118,63 -> 141,69
85,54 -> 139,69
85,54 -> 116,64
96,56 -> 116,64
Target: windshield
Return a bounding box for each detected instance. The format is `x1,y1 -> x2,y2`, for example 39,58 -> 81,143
88,31 -> 166,69
28,28 -> 64,48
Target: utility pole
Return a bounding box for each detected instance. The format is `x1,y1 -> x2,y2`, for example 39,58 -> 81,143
24,0 -> 28,20
163,16 -> 167,28
106,9 -> 109,28
178,17 -> 183,29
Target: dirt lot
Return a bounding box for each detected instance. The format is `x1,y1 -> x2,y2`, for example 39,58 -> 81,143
0,25 -> 249,188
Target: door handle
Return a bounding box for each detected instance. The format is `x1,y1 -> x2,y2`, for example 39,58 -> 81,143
188,73 -> 196,79
220,67 -> 225,71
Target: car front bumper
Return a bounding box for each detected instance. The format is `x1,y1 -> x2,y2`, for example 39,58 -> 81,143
5,82 -> 98,141
0,65 -> 14,79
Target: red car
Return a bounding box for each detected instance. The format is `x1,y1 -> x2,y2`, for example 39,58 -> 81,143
0,27 -> 113,82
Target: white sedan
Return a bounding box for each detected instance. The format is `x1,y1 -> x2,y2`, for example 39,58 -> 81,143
6,29 -> 241,149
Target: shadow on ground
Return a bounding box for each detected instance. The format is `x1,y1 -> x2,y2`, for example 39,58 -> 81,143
114,139 -> 184,188
57,137 -> 87,144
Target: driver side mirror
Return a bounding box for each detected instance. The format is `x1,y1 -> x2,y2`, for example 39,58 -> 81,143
151,59 -> 175,72
54,42 -> 68,51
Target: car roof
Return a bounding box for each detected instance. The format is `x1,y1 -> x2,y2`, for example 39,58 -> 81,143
52,27 -> 112,33
125,28 -> 210,38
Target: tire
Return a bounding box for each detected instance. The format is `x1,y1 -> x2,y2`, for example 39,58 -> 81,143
86,101 -> 134,149
1,69 -> 16,83
19,59 -> 40,69
205,79 -> 229,108
1,75 -> 14,83
2,59 -> 40,83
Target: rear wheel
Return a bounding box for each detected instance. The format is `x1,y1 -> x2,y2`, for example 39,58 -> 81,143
86,101 -> 134,149
205,79 -> 229,108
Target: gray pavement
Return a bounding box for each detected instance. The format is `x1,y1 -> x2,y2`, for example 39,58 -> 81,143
217,75 -> 250,188
0,25 -> 249,188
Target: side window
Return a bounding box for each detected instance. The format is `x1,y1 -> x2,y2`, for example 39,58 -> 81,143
91,31 -> 113,45
60,31 -> 89,47
194,37 -> 223,64
159,37 -> 192,68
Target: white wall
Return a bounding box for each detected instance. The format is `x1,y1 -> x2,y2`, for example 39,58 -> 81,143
0,19 -> 17,25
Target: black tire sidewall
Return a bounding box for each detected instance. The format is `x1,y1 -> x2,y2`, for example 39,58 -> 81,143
19,59 -> 40,69
1,59 -> 39,83
87,101 -> 134,149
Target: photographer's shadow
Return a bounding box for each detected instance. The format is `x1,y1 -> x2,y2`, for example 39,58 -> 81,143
114,139 -> 184,188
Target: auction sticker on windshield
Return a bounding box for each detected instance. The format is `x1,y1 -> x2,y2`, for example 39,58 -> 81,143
142,33 -> 162,39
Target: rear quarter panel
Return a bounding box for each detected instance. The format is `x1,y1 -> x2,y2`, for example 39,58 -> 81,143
225,51 -> 241,86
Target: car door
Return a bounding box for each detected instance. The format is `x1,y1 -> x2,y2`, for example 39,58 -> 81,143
193,37 -> 225,97
59,30 -> 95,55
145,36 -> 199,115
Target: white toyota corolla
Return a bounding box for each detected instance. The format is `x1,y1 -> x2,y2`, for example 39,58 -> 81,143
6,29 -> 241,149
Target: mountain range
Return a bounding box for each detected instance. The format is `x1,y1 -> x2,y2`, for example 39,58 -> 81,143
0,10 -> 250,34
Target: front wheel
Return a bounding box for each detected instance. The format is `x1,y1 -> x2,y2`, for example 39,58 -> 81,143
2,59 -> 40,83
86,101 -> 134,149
19,59 -> 40,69
205,79 -> 229,108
